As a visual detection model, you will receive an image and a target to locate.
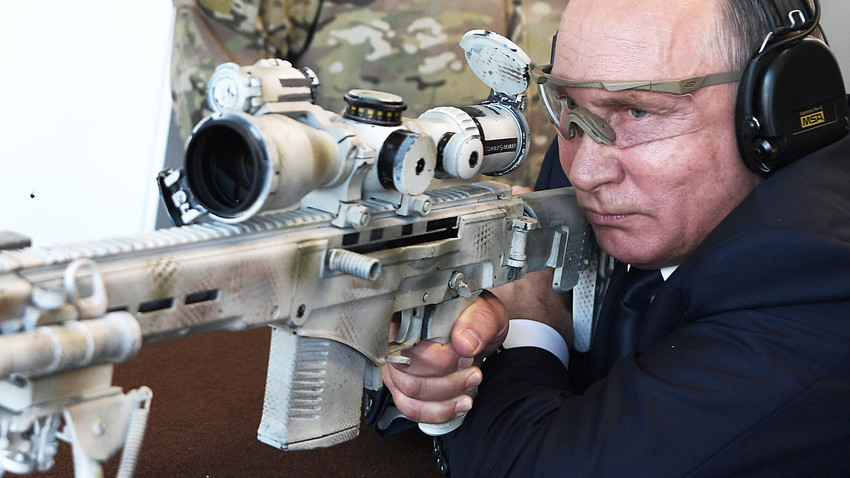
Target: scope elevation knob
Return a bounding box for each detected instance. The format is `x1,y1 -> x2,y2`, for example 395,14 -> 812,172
343,89 -> 407,126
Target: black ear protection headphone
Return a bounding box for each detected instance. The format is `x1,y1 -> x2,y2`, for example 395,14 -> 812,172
736,0 -> 849,176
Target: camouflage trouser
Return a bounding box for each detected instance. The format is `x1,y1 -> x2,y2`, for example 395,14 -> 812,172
170,0 -> 567,186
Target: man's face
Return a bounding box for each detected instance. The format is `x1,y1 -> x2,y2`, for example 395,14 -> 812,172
554,0 -> 762,269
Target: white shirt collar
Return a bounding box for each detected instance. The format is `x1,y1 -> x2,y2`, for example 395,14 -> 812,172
660,265 -> 678,281
625,264 -> 678,280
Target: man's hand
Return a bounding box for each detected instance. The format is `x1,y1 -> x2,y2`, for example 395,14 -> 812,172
383,291 -> 509,425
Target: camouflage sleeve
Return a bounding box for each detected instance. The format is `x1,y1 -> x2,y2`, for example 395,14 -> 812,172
170,0 -> 294,141
171,2 -> 221,143
512,1 -> 568,185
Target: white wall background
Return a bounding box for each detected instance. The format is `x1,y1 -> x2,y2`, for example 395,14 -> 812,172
821,0 -> 850,82
0,1 -> 848,246
0,1 -> 175,246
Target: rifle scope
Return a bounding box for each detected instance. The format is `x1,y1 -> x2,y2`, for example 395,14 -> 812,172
167,45 -> 532,226
181,96 -> 528,224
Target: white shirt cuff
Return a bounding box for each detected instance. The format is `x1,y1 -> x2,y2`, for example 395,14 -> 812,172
502,319 -> 569,370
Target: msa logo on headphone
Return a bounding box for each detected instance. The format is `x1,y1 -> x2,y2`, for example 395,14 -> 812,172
800,107 -> 827,129
791,96 -> 841,134
735,0 -> 849,176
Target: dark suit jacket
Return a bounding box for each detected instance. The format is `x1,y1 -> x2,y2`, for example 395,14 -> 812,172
442,134 -> 850,477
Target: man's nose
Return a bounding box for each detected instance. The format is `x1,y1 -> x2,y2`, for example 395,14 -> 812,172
561,134 -> 624,192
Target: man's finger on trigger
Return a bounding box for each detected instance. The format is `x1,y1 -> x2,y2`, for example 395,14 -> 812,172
391,341 -> 463,377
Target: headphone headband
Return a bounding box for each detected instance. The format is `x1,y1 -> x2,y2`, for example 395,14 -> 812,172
758,0 -> 816,38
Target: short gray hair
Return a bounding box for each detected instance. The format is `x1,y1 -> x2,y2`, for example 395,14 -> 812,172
713,0 -> 773,71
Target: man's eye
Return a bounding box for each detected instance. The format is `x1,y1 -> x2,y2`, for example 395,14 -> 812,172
564,98 -> 579,110
628,108 -> 649,118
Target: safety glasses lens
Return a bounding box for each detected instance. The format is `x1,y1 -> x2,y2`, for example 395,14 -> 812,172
537,75 -> 704,148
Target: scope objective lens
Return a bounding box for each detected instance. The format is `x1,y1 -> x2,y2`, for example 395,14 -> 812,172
185,120 -> 264,218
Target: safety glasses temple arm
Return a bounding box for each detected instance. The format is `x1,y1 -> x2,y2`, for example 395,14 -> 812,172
534,64 -> 743,95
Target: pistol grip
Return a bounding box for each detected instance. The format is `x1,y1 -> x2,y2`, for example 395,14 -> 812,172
419,413 -> 468,436
414,293 -> 482,435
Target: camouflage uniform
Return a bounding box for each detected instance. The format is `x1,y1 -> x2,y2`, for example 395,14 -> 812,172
170,0 -> 565,186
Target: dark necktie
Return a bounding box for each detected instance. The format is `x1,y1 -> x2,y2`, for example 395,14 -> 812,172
591,262 -> 665,378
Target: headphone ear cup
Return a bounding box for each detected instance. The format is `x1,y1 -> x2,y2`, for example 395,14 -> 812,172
735,37 -> 848,176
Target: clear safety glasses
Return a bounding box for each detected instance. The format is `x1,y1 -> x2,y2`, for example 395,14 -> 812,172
532,64 -> 743,148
